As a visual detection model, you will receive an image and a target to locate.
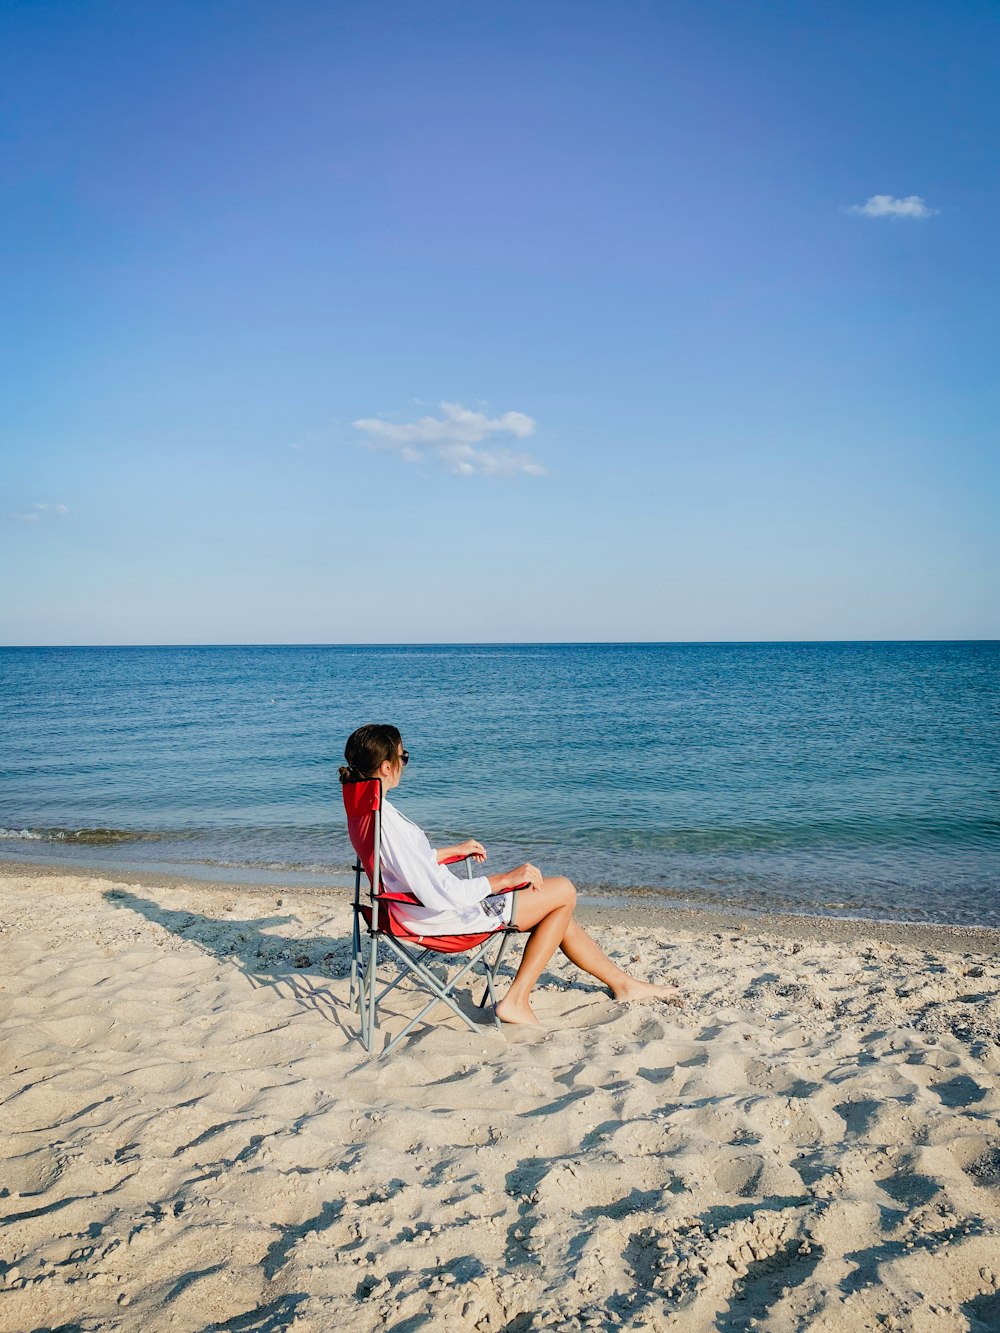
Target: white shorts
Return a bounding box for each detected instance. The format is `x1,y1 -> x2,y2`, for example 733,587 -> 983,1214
482,890 -> 517,926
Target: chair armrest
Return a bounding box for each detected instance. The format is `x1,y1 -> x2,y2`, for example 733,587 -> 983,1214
372,889 -> 422,905
440,853 -> 475,866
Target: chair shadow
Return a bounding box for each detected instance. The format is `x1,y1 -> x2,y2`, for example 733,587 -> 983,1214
104,888 -> 357,1038
104,889 -> 512,1050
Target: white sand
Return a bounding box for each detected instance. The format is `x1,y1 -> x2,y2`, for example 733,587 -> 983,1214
1,869 -> 998,1332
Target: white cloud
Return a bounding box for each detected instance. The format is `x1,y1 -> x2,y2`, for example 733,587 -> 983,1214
847,194 -> 938,219
353,401 -> 546,477
10,502 -> 69,522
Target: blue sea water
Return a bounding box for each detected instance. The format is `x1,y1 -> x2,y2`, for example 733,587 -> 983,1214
1,643 -> 998,927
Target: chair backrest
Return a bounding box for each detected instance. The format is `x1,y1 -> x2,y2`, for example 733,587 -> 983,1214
342,778 -> 382,888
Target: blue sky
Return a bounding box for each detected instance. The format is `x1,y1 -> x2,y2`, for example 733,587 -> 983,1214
2,0 -> 997,644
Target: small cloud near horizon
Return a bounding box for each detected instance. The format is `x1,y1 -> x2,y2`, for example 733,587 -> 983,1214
847,194 -> 938,219
11,503 -> 70,523
353,401 -> 546,477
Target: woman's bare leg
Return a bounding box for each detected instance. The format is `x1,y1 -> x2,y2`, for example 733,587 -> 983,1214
494,879 -> 574,1026
558,917 -> 681,1004
495,877 -> 680,1026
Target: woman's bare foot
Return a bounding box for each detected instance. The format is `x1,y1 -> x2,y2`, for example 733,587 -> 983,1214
612,978 -> 683,1007
494,995 -> 542,1026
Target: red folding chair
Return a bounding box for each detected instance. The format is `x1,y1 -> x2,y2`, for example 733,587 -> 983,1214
343,779 -> 521,1055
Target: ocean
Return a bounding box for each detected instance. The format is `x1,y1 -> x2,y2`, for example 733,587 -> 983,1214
1,642 -> 998,927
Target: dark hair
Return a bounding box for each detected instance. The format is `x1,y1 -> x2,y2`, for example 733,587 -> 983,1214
338,724 -> 403,784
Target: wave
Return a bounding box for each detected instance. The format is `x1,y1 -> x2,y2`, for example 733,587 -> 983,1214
0,826 -> 170,845
200,857 -> 352,874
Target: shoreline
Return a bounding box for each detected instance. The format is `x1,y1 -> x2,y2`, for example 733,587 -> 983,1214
2,854 -> 998,956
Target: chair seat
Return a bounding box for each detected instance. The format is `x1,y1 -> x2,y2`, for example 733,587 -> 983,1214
359,900 -> 507,952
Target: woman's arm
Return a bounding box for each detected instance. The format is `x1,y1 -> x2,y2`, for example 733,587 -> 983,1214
382,804 -> 538,907
437,844 -> 542,894
380,807 -> 494,910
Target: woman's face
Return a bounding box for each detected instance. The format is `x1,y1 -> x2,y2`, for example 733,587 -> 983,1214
379,740 -> 406,790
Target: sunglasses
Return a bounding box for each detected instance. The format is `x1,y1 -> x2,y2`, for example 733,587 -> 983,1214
399,749 -> 409,766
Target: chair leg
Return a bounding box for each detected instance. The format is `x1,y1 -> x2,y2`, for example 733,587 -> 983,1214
366,936 -> 379,1048
357,933 -> 379,1053
349,912 -> 360,1009
357,939 -> 368,1051
375,937 -> 497,1056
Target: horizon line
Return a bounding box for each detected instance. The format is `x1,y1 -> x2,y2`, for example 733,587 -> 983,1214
1,638 -> 997,650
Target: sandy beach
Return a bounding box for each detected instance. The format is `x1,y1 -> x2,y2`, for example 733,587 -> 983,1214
1,864 -> 998,1332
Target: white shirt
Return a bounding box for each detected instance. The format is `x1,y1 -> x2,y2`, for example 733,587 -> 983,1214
378,798 -> 502,937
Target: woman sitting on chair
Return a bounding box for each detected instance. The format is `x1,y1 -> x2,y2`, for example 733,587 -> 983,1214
339,724 -> 680,1026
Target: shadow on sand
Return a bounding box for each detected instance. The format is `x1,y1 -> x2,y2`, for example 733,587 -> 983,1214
105,887 -> 356,1037
104,888 -> 504,1050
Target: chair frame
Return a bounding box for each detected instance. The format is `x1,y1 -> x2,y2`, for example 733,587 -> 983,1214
345,780 -> 519,1056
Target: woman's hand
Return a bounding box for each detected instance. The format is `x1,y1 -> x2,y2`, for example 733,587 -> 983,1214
437,839 -> 487,864
495,862 -> 543,893
458,838 -> 487,862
